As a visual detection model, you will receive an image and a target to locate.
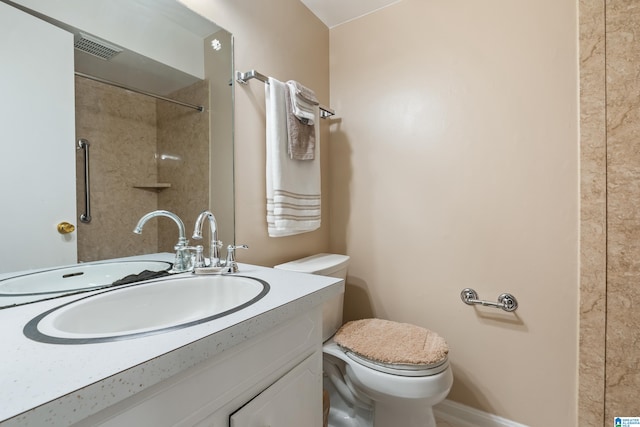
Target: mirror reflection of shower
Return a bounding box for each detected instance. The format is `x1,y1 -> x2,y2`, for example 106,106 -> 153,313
75,77 -> 210,263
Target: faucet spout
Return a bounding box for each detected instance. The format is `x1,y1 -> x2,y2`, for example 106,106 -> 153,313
192,210 -> 222,266
134,210 -> 187,246
133,210 -> 191,272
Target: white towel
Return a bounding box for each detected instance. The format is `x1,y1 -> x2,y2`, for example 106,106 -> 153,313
266,77 -> 321,237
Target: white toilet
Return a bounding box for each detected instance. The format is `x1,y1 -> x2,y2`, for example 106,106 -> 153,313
275,254 -> 453,427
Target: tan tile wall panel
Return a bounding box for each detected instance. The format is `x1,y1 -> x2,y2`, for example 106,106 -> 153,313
605,0 -> 640,419
75,77 -> 159,262
157,80 -> 210,253
578,0 -> 607,425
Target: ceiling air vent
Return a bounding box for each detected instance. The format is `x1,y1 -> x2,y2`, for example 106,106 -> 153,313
74,32 -> 122,61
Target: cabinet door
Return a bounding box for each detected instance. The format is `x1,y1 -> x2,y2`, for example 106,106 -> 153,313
230,354 -> 322,427
0,2 -> 77,273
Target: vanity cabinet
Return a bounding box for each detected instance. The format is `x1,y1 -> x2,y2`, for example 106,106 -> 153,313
72,308 -> 323,427
229,354 -> 320,427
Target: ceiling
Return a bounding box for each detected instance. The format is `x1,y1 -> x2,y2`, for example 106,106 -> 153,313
300,0 -> 401,28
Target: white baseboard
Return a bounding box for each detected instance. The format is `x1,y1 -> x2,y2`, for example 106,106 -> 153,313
434,399 -> 529,427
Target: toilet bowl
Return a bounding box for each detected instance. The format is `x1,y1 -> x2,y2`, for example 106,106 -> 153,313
275,254 -> 453,427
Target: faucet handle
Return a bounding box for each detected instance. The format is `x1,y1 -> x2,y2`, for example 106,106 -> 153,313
227,244 -> 248,254
225,244 -> 248,273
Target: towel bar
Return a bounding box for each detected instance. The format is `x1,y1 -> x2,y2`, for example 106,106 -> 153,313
460,288 -> 518,312
236,69 -> 336,119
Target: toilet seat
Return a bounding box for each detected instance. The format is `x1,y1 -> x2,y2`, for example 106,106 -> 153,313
323,339 -> 449,377
334,319 -> 449,370
344,351 -> 449,377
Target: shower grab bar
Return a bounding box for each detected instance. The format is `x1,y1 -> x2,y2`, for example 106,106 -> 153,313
460,288 -> 518,312
77,139 -> 91,223
236,69 -> 336,119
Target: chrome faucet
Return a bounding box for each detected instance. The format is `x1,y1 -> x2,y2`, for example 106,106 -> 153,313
192,210 -> 223,267
133,210 -> 193,273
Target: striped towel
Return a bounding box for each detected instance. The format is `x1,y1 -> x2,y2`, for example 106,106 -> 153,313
265,77 -> 321,237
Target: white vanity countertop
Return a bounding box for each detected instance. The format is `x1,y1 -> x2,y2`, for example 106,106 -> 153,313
0,260 -> 343,426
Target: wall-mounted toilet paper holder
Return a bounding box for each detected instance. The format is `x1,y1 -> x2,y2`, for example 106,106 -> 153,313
460,288 -> 518,312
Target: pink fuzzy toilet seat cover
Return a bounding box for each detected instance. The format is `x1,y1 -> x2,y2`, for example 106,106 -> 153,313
334,318 -> 449,366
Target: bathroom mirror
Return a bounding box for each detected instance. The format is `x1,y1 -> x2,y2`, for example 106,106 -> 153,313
0,0 -> 234,308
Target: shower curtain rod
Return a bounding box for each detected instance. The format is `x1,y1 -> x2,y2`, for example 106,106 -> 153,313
74,72 -> 205,112
235,69 -> 335,119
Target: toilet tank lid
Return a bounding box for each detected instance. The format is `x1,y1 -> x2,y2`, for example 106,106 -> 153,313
274,253 -> 350,275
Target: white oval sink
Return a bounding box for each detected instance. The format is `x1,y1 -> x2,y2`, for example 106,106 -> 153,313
25,275 -> 269,343
0,260 -> 172,296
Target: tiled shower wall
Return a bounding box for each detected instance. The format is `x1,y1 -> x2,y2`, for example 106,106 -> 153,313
580,0 -> 640,424
74,77 -> 209,262
157,80 -> 210,253
75,77 -> 159,261
602,0 -> 640,420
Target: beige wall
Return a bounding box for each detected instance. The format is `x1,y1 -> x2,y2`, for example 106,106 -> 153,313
181,0 -> 331,267
330,1 -> 579,426
182,0 -> 580,425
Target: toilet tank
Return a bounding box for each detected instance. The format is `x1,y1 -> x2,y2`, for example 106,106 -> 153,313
274,254 -> 350,341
